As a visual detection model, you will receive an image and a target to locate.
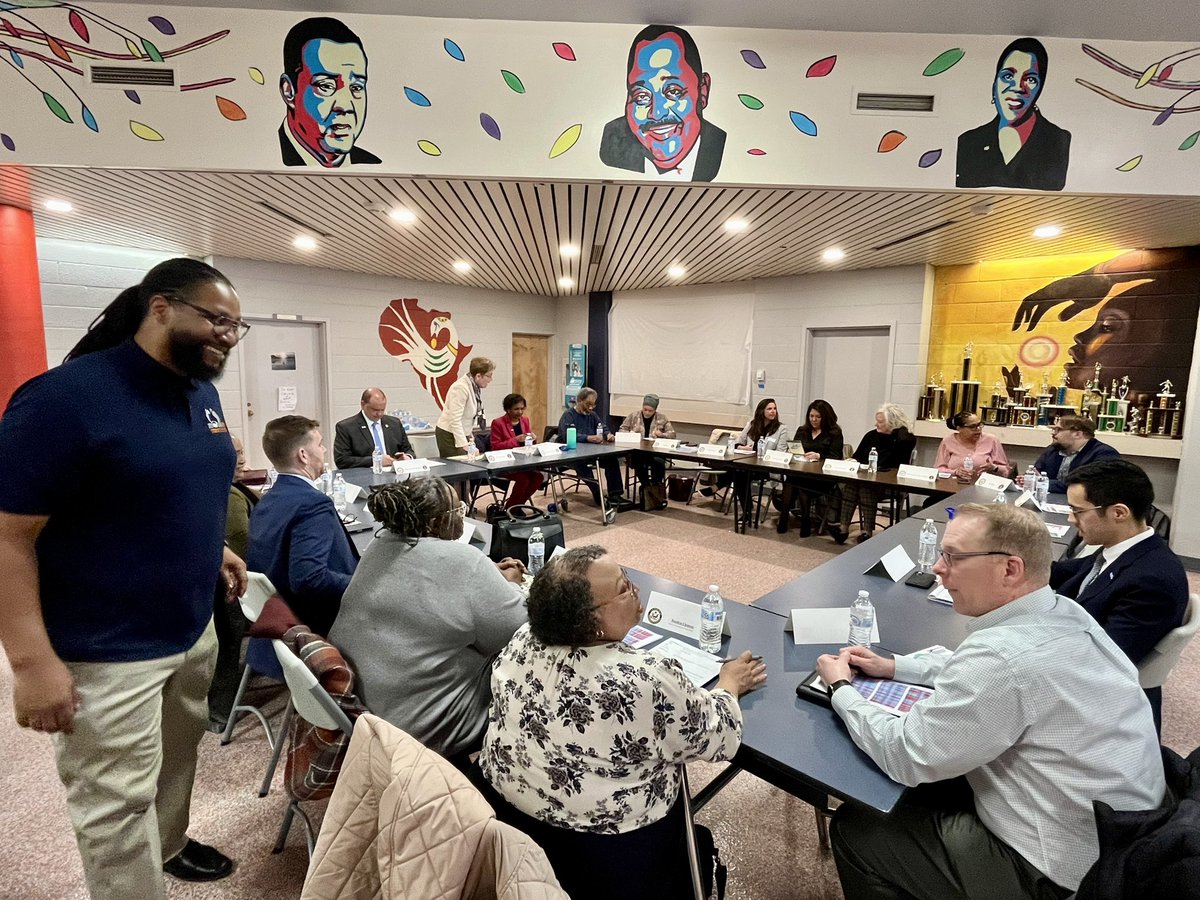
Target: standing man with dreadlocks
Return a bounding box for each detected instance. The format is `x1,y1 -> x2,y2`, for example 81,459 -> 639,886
0,258 -> 248,897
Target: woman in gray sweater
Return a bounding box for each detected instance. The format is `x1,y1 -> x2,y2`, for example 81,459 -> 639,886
330,476 -> 527,765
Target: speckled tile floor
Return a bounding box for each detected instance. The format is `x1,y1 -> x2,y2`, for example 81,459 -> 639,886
3,488 -> 1197,899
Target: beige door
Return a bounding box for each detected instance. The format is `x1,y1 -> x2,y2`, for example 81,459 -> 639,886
511,333 -> 550,438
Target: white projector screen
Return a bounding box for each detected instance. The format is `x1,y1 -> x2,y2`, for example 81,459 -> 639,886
609,289 -> 754,405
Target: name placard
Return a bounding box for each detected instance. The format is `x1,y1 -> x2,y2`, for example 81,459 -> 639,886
614,431 -> 642,446
485,449 -> 515,463
535,442 -> 563,457
763,449 -> 792,465
698,443 -> 728,458
975,472 -> 1014,492
823,458 -> 860,475
652,438 -> 680,450
897,463 -> 938,484
642,590 -> 732,640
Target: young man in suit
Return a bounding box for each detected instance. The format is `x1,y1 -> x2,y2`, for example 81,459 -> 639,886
1054,458 -> 1188,732
1030,415 -> 1118,493
248,416 -> 358,636
333,387 -> 414,468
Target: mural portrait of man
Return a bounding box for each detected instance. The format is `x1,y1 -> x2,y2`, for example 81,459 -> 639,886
1011,247 -> 1200,401
599,24 -> 726,182
278,17 -> 381,167
956,37 -> 1070,191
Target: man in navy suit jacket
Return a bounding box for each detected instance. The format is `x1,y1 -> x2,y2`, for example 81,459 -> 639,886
248,416 -> 358,636
1052,459 -> 1188,732
1031,415 -> 1118,493
334,387 -> 414,468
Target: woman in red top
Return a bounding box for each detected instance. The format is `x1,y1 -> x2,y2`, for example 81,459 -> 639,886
489,393 -> 545,508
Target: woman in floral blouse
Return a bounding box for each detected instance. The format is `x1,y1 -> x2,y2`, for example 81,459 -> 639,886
475,546 -> 766,898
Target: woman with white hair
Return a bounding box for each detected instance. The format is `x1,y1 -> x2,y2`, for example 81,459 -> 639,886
829,402 -> 916,544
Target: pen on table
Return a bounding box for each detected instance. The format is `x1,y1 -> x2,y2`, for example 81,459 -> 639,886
718,654 -> 764,663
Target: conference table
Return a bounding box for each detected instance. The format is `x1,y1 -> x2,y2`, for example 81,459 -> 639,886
912,483 -> 1079,549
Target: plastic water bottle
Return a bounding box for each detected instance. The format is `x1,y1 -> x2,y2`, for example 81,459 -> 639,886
992,488 -> 1007,503
1023,463 -> 1037,489
466,440 -> 480,462
265,466 -> 278,491
917,520 -> 938,573
320,463 -> 333,495
527,526 -> 545,576
1036,472 -> 1050,505
849,590 -> 875,648
596,422 -> 605,441
959,455 -> 974,483
371,449 -> 383,474
726,434 -> 736,452
524,433 -> 534,449
867,447 -> 879,473
566,426 -> 577,449
332,472 -> 347,513
699,584 -> 725,653
756,437 -> 766,459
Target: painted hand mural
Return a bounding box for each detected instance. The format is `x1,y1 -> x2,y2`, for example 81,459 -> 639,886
955,37 -> 1071,191
598,24 -> 726,182
378,299 -> 472,408
278,17 -> 380,167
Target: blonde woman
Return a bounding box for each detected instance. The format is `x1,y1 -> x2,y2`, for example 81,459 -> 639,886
435,356 -> 495,457
829,402 -> 916,544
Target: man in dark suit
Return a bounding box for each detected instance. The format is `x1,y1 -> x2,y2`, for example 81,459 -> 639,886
248,416 -> 358,636
1053,458 -> 1188,732
598,24 -> 726,182
1030,415 -> 1118,493
334,387 -> 413,468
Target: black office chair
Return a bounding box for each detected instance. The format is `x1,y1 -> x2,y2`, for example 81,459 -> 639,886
466,432 -> 511,512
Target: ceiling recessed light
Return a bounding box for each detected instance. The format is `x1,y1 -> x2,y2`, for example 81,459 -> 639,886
388,207 -> 416,224
558,276 -> 575,288
43,199 -> 73,213
724,217 -> 748,234
1033,225 -> 1062,239
560,244 -> 580,258
293,235 -> 317,251
453,260 -> 472,274
667,265 -> 686,279
822,247 -> 845,263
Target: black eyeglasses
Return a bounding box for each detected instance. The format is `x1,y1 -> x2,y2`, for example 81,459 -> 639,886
1067,504 -> 1109,517
171,298 -> 251,339
938,548 -> 1015,568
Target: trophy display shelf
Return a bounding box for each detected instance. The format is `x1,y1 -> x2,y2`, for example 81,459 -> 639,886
910,419 -> 1184,459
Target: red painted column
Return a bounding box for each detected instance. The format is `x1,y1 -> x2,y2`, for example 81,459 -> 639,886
0,203 -> 47,412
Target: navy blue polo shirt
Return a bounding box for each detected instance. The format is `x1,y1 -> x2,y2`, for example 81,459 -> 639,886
0,340 -> 235,662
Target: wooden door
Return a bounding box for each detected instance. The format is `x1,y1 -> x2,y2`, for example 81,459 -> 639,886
511,333 -> 550,437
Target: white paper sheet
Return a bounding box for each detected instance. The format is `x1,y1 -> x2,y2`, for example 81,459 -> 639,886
790,608 -> 881,645
653,637 -> 723,687
622,625 -> 662,649
1046,523 -> 1070,538
1041,502 -> 1072,515
456,520 -> 476,544
343,483 -> 362,503
928,584 -> 954,605
878,545 -> 917,582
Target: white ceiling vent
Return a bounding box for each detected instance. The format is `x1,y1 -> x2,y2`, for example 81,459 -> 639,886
854,91 -> 936,115
88,64 -> 176,90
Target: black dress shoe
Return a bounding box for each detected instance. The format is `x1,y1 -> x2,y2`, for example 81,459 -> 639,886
829,526 -> 849,545
164,839 -> 234,882
609,495 -> 638,512
776,512 -> 790,534
799,519 -> 812,538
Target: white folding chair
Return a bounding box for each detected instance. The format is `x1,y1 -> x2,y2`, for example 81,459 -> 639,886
1138,594 -> 1199,689
270,638 -> 355,856
220,572 -> 294,798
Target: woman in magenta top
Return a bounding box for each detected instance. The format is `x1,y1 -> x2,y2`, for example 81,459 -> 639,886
934,411 -> 1012,481
489,393 -> 545,508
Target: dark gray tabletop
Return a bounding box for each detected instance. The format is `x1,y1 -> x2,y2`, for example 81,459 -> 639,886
457,441 -> 629,477
625,568 -> 907,813
338,458 -> 485,490
913,485 -> 1077,545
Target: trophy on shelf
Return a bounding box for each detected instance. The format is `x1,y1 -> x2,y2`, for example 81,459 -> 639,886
981,378 -> 1010,426
1097,374 -> 1131,433
1042,367 -> 1077,426
918,370 -> 947,421
1144,379 -> 1184,438
949,343 -> 980,418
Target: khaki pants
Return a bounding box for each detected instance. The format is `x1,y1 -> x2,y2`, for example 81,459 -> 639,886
53,620 -> 218,900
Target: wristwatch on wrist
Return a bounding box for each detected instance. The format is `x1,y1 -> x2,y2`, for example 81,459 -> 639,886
828,679 -> 852,696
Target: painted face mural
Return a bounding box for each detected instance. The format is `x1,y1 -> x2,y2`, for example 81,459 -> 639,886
279,17 -> 380,167
378,299 -> 474,408
993,50 -> 1041,125
625,33 -> 705,169
598,25 -> 726,182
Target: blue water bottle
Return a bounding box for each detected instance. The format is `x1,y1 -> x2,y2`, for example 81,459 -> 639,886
566,425 -> 577,449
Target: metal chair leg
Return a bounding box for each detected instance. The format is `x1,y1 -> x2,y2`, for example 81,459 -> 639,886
259,701 -> 295,797
273,802 -> 296,854
814,806 -> 832,854
220,664 -> 254,745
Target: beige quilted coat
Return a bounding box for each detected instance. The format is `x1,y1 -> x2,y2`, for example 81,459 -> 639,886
302,713 -> 567,900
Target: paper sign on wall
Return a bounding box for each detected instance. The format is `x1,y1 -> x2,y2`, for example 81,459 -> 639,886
277,386 -> 297,412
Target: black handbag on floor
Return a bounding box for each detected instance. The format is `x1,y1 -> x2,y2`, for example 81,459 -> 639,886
488,503 -> 565,564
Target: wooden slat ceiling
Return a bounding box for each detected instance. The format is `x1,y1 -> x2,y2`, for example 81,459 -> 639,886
3,165 -> 1200,296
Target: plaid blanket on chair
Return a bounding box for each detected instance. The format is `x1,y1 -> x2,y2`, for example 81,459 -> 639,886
280,625 -> 368,803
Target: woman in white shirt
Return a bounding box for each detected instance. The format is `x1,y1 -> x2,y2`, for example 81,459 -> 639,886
475,546 -> 765,899
435,356 -> 495,457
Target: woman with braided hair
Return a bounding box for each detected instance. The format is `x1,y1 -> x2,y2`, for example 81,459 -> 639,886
329,475 -> 527,765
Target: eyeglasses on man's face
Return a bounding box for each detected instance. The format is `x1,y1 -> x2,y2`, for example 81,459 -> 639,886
938,548 -> 1015,568
1067,504 -> 1109,517
171,297 -> 251,339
